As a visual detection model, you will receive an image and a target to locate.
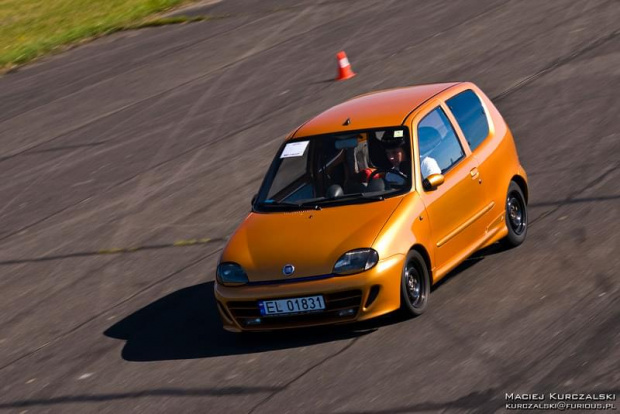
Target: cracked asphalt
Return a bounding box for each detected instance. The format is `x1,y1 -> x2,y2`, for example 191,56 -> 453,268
0,0 -> 618,413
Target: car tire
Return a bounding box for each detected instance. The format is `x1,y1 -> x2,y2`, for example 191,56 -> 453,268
502,181 -> 528,248
400,250 -> 431,317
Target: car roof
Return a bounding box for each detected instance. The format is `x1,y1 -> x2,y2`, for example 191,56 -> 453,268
290,82 -> 459,139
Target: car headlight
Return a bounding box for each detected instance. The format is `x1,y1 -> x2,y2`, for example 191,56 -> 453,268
333,249 -> 379,275
216,262 -> 249,286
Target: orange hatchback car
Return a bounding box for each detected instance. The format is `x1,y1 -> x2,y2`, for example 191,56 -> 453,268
215,82 -> 528,332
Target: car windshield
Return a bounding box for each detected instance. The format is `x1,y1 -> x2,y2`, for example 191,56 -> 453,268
254,127 -> 412,211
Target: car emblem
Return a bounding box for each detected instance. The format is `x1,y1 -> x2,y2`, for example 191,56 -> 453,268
282,264 -> 295,276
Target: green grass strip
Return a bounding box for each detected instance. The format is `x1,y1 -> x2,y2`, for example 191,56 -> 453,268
0,0 -> 204,71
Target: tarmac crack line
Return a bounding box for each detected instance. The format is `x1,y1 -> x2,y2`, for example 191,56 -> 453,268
0,247 -> 222,373
0,81 -> 327,246
0,15 -> 245,124
394,0 -> 511,60
0,386 -> 287,409
529,162 -> 620,227
0,42 -> 356,245
485,25 -> 620,228
492,28 -> 620,102
0,237 -> 225,266
247,337 -> 362,414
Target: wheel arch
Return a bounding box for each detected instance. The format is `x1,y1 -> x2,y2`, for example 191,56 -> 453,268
410,244 -> 433,284
511,174 -> 528,204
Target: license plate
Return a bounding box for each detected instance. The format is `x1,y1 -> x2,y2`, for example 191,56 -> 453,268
259,295 -> 325,316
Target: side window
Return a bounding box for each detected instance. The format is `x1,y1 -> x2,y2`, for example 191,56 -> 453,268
446,89 -> 489,151
418,108 -> 465,178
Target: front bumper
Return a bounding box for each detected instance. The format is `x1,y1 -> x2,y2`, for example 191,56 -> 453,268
214,254 -> 404,332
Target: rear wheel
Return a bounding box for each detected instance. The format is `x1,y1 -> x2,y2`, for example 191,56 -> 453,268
400,251 -> 430,317
502,181 -> 528,247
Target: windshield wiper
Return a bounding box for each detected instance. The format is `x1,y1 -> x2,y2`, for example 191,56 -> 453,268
258,201 -> 322,210
316,192 -> 386,205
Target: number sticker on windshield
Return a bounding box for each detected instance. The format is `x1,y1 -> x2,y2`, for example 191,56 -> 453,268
281,141 -> 310,158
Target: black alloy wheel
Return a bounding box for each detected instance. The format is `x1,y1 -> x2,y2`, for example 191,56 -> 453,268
502,181 -> 528,247
400,250 -> 430,317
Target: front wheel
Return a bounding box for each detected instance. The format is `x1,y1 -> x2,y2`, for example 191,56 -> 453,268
400,251 -> 431,317
502,181 -> 528,248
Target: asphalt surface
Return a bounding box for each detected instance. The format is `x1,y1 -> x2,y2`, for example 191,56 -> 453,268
0,0 -> 619,413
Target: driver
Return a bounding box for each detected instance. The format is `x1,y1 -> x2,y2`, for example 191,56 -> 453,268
386,146 -> 406,171
382,136 -> 410,186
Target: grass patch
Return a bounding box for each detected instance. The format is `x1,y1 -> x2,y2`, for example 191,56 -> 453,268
0,0 -> 207,71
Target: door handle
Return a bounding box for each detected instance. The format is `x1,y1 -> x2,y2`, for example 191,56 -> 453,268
470,167 -> 479,179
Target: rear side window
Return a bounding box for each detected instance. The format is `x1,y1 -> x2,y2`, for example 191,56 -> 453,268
446,90 -> 489,151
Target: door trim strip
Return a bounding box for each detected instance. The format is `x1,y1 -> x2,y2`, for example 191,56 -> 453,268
436,201 -> 495,247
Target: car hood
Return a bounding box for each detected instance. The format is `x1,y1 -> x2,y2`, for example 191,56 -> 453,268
220,197 -> 403,282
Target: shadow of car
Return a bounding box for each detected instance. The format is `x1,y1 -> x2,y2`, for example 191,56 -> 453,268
104,242 -> 506,361
104,281 -> 382,361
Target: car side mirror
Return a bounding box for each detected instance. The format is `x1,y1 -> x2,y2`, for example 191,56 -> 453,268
423,174 -> 444,191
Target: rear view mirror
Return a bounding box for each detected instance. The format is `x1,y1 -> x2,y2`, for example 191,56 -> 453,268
423,174 -> 444,191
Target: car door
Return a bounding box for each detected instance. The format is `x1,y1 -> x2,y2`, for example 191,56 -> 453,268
445,88 -> 499,231
415,105 -> 489,274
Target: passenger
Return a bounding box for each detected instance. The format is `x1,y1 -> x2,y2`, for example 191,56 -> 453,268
421,155 -> 441,179
343,135 -> 372,193
417,127 -> 442,179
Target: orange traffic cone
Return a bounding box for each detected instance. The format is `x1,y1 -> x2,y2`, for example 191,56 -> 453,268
336,51 -> 356,81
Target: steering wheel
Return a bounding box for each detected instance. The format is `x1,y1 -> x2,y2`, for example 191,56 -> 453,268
368,168 -> 407,182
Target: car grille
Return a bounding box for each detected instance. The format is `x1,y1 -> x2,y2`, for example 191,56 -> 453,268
226,290 -> 363,329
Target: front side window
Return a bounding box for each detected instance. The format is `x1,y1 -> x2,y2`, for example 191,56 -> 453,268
255,127 -> 412,211
446,89 -> 490,151
417,107 -> 464,179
